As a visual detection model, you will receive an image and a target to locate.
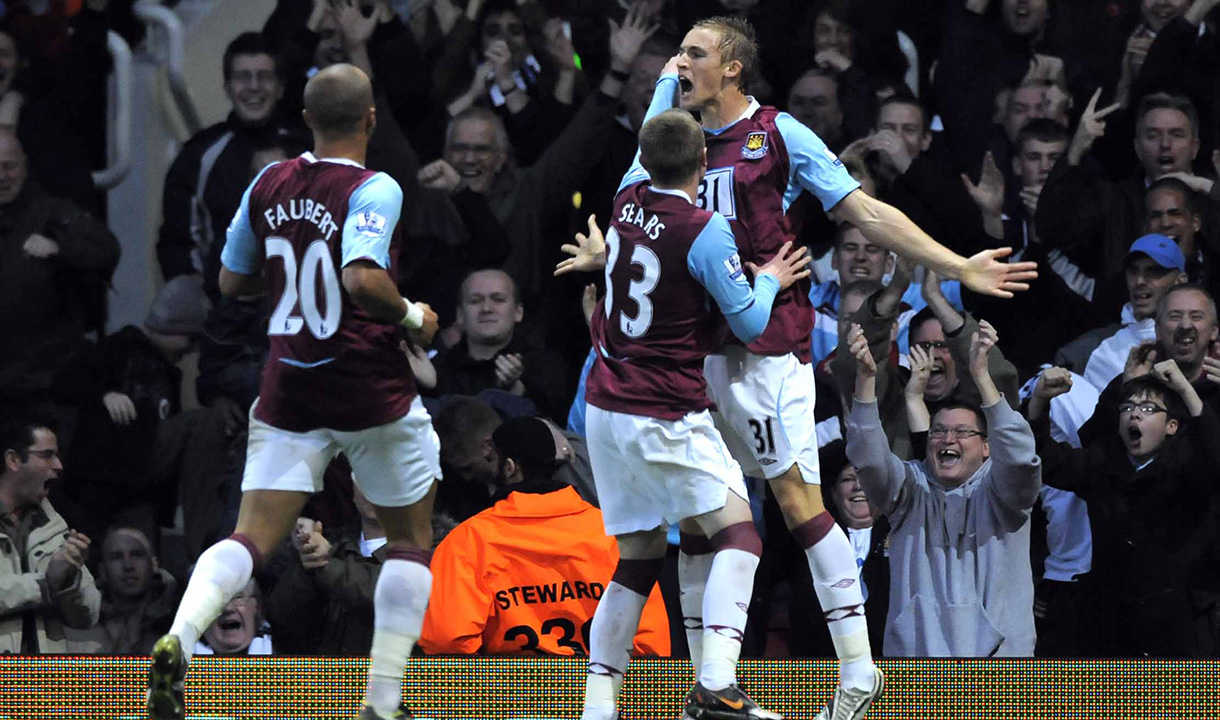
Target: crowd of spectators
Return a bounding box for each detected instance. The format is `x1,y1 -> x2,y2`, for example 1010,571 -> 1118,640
3,0 -> 1220,660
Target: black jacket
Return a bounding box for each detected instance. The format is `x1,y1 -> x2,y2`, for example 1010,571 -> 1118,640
1034,408 -> 1220,655
0,183 -> 119,404
156,113 -> 303,296
431,332 -> 570,423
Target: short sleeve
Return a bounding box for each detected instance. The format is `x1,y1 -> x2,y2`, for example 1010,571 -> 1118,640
686,213 -> 751,314
774,112 -> 860,213
220,162 -> 276,274
341,173 -> 404,269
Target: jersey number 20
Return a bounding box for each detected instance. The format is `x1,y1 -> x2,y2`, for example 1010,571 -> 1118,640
604,227 -> 660,338
266,237 -> 342,339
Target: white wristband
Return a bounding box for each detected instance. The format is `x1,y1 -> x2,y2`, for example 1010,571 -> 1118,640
400,298 -> 425,330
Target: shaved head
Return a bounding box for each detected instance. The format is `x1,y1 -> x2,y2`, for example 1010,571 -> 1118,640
303,63 -> 375,140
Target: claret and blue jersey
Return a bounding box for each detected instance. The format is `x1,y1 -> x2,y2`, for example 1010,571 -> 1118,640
220,152 -> 416,433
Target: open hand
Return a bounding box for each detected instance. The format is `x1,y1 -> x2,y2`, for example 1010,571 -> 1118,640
961,151 -> 1005,218
748,241 -> 811,291
555,214 -> 608,275
102,391 -> 138,426
960,247 -> 1038,298
608,2 -> 660,73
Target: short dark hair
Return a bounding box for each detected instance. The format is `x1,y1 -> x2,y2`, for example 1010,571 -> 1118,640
1118,374 -> 1187,425
0,412 -> 56,466
908,306 -> 941,339
223,32 -> 279,83
1146,176 -> 1200,216
639,108 -> 706,187
432,397 -> 502,456
877,92 -> 929,133
1136,92 -> 1199,139
692,16 -> 760,93
931,401 -> 988,436
1015,117 -> 1070,154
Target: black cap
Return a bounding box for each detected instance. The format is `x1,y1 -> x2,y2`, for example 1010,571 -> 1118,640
491,416 -> 559,473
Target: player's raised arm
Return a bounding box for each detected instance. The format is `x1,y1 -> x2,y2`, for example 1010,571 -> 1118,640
774,111 -> 1038,298
687,214 -> 810,343
614,56 -> 683,195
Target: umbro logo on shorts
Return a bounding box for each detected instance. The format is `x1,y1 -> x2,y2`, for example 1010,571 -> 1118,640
759,457 -> 777,465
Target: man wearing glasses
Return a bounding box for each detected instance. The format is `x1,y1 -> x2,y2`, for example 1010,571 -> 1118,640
0,414 -> 101,654
844,318 -> 1042,656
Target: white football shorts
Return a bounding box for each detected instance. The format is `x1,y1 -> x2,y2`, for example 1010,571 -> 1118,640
704,346 -> 822,484
242,396 -> 441,507
586,405 -> 748,536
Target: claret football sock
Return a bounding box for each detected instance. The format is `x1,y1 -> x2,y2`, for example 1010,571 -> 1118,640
168,537 -> 256,662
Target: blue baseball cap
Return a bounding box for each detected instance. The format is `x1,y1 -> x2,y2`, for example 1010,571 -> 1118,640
1125,233 -> 1186,272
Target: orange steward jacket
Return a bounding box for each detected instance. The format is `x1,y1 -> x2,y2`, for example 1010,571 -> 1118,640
419,484 -> 670,655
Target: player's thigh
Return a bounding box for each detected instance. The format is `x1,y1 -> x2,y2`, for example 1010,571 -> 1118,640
615,527 -> 669,560
768,463 -> 829,529
687,488 -> 754,539
234,490 -> 313,559
586,406 -> 667,537
705,347 -> 821,484
241,407 -> 339,497
340,398 -> 442,509
369,480 -> 438,551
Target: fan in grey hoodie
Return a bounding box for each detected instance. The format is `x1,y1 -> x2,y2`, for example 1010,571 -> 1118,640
843,319 -> 1041,656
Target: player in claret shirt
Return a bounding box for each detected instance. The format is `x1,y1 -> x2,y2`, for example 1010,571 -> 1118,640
560,102 -> 810,719
146,64 -> 442,720
643,16 -> 1038,720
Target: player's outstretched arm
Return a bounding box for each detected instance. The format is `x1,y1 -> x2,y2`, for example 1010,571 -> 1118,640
342,260 -> 439,345
831,189 -> 1038,298
554,214 -> 607,276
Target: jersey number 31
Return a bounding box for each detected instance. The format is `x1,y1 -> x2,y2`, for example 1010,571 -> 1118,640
266,237 -> 342,339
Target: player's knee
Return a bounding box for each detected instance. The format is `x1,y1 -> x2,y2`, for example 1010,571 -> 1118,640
709,521 -> 763,558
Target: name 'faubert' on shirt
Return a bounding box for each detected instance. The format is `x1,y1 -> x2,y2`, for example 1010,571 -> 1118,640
262,198 -> 341,240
